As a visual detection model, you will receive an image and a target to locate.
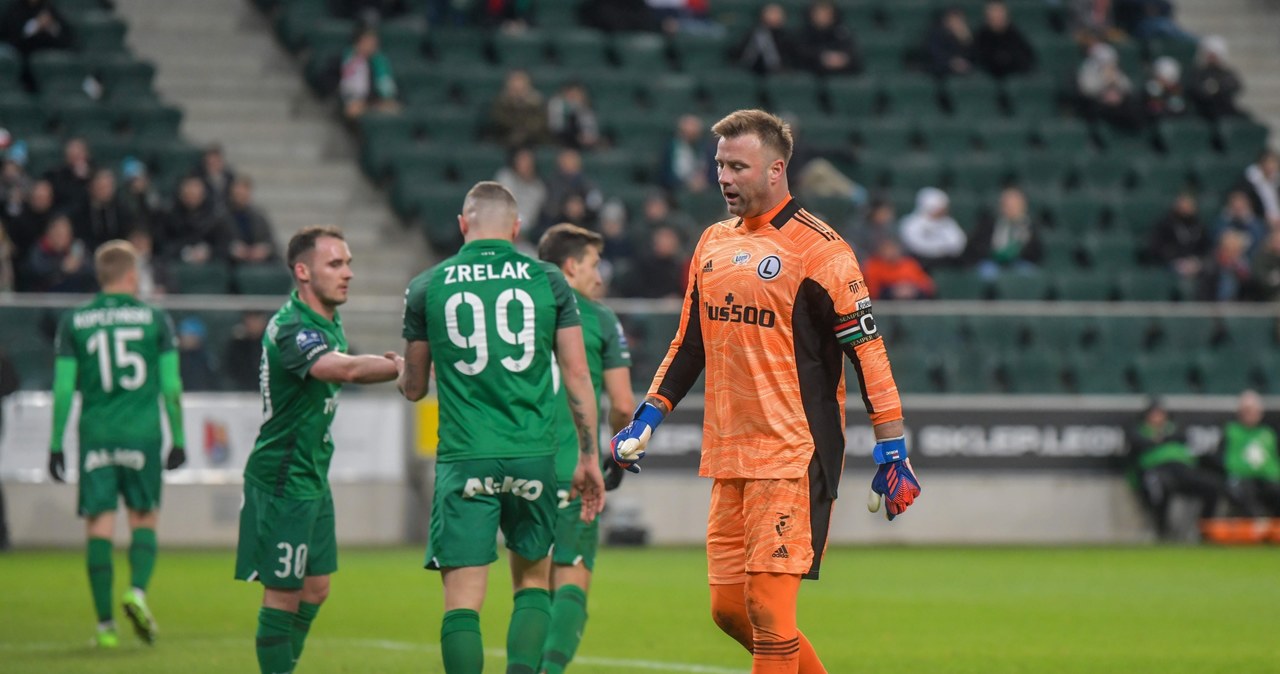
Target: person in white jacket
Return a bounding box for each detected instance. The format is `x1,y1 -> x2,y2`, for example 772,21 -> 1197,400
898,187 -> 966,268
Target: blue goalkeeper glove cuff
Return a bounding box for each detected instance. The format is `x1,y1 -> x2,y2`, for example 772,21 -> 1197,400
868,436 -> 921,521
872,436 -> 907,464
610,402 -> 665,474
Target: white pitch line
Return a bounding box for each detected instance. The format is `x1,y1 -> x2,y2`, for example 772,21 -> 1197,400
0,636 -> 749,673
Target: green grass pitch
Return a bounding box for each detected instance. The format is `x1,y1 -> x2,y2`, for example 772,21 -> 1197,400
2,546 -> 1278,673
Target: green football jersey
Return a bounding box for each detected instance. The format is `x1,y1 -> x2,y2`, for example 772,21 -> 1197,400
403,239 -> 580,463
1222,421 -> 1280,482
244,291 -> 349,499
552,291 -> 632,482
54,293 -> 176,448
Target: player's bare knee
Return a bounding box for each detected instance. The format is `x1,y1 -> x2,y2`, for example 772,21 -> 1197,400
302,575 -> 331,605
127,509 -> 158,529
262,587 -> 303,612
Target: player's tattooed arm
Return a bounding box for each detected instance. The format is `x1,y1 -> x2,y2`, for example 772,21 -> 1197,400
566,386 -> 594,457
398,340 -> 431,400
643,396 -> 671,415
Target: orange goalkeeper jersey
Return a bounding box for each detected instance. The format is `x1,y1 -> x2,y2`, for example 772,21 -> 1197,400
648,196 -> 902,494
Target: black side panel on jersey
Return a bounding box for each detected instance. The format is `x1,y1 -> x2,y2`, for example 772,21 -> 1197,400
793,278 -> 847,497
654,280 -> 706,408
803,452 -> 835,581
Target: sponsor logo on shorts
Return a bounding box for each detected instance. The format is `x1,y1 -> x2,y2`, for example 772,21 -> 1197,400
463,476 -> 544,501
83,448 -> 146,473
775,512 -> 791,536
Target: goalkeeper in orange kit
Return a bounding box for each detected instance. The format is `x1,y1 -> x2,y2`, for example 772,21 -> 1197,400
611,109 -> 921,673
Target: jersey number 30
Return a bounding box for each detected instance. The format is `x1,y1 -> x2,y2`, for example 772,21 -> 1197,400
445,289 -> 535,375
86,328 -> 146,392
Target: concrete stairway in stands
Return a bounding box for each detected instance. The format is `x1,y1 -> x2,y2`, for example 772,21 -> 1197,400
112,0 -> 423,353
1178,0 -> 1280,150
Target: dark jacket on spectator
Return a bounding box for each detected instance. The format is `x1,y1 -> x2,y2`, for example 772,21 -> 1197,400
229,203 -> 278,257
965,211 -> 1043,265
0,0 -> 72,56
1147,209 -> 1210,264
43,162 -> 95,213
1189,62 -> 1242,119
736,23 -> 795,75
223,329 -> 264,391
973,23 -> 1035,78
794,15 -> 862,75
74,196 -> 134,250
4,203 -> 50,262
580,0 -> 660,33
926,23 -> 974,77
157,200 -> 233,263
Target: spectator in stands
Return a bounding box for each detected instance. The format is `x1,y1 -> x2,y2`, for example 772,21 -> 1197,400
339,25 -> 401,122
194,144 -> 236,212
6,177 -> 53,264
638,190 -> 698,243
0,220 -> 14,291
966,186 -> 1043,280
899,187 -> 967,269
1250,229 -> 1280,302
224,311 -> 269,391
126,227 -> 168,298
1219,390 -> 1280,516
177,317 -> 219,392
335,0 -> 407,23
1127,399 -> 1230,540
74,169 -> 133,250
0,0 -> 72,84
24,212 -> 93,292
617,224 -> 687,298
598,200 -> 636,270
157,176 -> 232,266
925,6 -> 975,77
474,0 -> 534,30
1143,56 -> 1188,119
544,193 -> 595,238
973,0 -> 1036,79
489,69 -> 549,150
540,148 -> 602,232
1215,190 -> 1266,256
495,147 -> 546,236
735,3 -> 795,75
1188,36 -> 1242,120
43,137 -> 95,212
227,177 -> 278,265
864,239 -> 935,300
851,198 -> 897,258
1114,0 -> 1196,43
547,81 -> 601,151
1237,150 -> 1280,228
1077,43 -> 1144,130
581,0 -> 662,33
659,114 -> 715,193
120,156 -> 162,236
1,143 -> 31,222
648,0 -> 721,36
794,1 -> 862,76
1199,229 -> 1251,301
1147,192 -> 1209,283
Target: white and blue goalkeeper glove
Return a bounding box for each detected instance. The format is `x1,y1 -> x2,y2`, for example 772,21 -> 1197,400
867,436 -> 921,521
610,402 -> 665,474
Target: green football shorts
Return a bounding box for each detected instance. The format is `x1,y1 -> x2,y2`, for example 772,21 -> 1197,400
552,490 -> 600,571
426,456 -> 558,570
235,483 -> 338,589
77,446 -> 162,517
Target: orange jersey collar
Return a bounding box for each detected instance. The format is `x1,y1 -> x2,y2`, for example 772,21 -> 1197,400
740,194 -> 794,231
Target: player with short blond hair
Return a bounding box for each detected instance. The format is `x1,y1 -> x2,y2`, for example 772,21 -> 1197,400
611,109 -> 921,673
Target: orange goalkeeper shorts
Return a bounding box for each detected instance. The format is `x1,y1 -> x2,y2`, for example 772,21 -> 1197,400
705,468 -> 834,585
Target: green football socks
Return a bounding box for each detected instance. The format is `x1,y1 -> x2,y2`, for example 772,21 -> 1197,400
292,601 -> 321,661
128,527 -> 157,591
540,584 -> 588,674
507,588 -> 551,674
441,608 -> 483,674
87,538 -> 114,623
255,607 -> 295,674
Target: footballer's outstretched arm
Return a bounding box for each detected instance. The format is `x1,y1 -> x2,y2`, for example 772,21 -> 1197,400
398,340 -> 431,401
309,351 -> 402,385
557,325 -> 605,519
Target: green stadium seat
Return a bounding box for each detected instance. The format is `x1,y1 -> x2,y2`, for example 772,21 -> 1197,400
1133,353 -> 1192,394
1216,118 -> 1270,157
358,111 -> 416,177
1072,154 -> 1136,192
1114,195 -> 1169,232
173,263 -> 231,294
896,315 -> 963,350
71,11 -> 128,53
857,118 -> 916,155
1145,38 -> 1197,70
416,184 -> 470,252
678,189 -> 730,224
945,76 -> 1003,118
949,156 -> 1010,194
1035,118 -> 1091,154
1068,353 -> 1132,394
976,119 -> 1033,155
276,0 -> 327,51
1157,119 -> 1216,158
859,36 -> 907,73
700,71 -> 761,114
930,269 -> 990,299
492,30 -> 550,67
886,155 -> 945,191
452,144 -> 507,184
885,345 -> 936,394
939,349 -> 1000,394
1220,317 -> 1277,352
55,100 -> 116,137
879,0 -> 938,38
234,264 -> 293,295
881,76 -> 941,116
1151,315 -> 1217,352
0,94 -> 46,137
415,108 -> 480,142
1194,352 -> 1256,395
536,1 -> 580,29
1082,231 -> 1138,268
1054,270 -> 1114,300
1129,157 -> 1192,194
607,112 -> 673,154
993,271 -> 1050,300
1038,230 -> 1082,270
378,20 -> 426,64
794,115 -> 857,149
554,30 -> 609,69
761,73 -> 823,117
801,196 -> 857,229
825,76 -> 878,116
963,315 -> 1028,351
613,33 -> 669,71
920,119 -> 977,156
1010,151 -> 1073,192
21,134 -> 64,175
641,73 -> 698,115
1049,193 -> 1108,229
671,32 -> 730,71
582,149 -> 641,187
29,51 -> 89,95
95,56 -> 155,100
117,101 -> 182,140
1096,124 -> 1156,155
305,18 -> 353,55
1094,316 -> 1156,352
427,28 -> 489,66
1189,155 -> 1244,195
1002,350 -> 1067,393
1115,269 -> 1177,301
1034,37 -> 1082,80
1026,315 -> 1087,351
1004,76 -> 1060,118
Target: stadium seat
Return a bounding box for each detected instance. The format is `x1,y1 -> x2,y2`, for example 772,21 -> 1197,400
173,263 -> 232,294
607,112 -> 673,154
1150,315 -> 1218,352
1189,155 -> 1244,195
613,33 -> 669,71
920,119 -> 977,156
1093,316 -> 1156,352
70,10 -> 128,53
761,73 -> 823,118
993,271 -> 1050,300
825,76 -> 879,117
671,32 -> 731,71
642,73 -> 699,116
1049,193 -> 1108,230
879,0 -> 937,38
1082,231 -> 1138,269
1114,195 -> 1168,232
1132,353 -> 1192,394
234,264 -> 293,295
930,269 -> 990,300
554,30 -> 609,69
859,35 -> 907,73
1001,350 -> 1067,393
1114,269 -> 1177,301
945,76 -> 1003,118
700,71 -> 761,115
29,51 -> 90,95
452,144 -> 508,184
1193,352 -> 1256,395
896,314 -> 963,350
1072,154 -> 1136,192
886,155 -> 945,191
1054,270 -> 1114,301
857,118 -> 916,156
96,56 -> 156,100
881,76 -> 941,116
492,31 -> 551,67
1156,119 -> 1216,158
963,315 -> 1028,351
1216,117 -> 1270,159
1025,315 -> 1087,351
884,345 -> 936,393
1068,353 -> 1132,394
1004,76 -> 1059,118
976,119 -> 1033,155
1035,118 -> 1091,154
949,156 -> 1010,194
939,348 -> 1000,394
378,20 -> 426,64
1129,157 -> 1192,194
427,28 -> 489,66
1038,230 -> 1083,271
1220,316 -> 1276,352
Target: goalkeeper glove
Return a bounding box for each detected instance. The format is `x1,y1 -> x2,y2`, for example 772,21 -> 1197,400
165,447 -> 187,470
49,451 -> 66,483
866,436 -> 921,521
602,457 -> 626,491
610,402 -> 664,474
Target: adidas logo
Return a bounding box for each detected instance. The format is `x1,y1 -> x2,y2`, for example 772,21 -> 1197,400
771,545 -> 789,559
702,259 -> 714,273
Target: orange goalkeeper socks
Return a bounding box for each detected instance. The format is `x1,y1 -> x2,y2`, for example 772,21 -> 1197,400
711,575 -> 827,674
